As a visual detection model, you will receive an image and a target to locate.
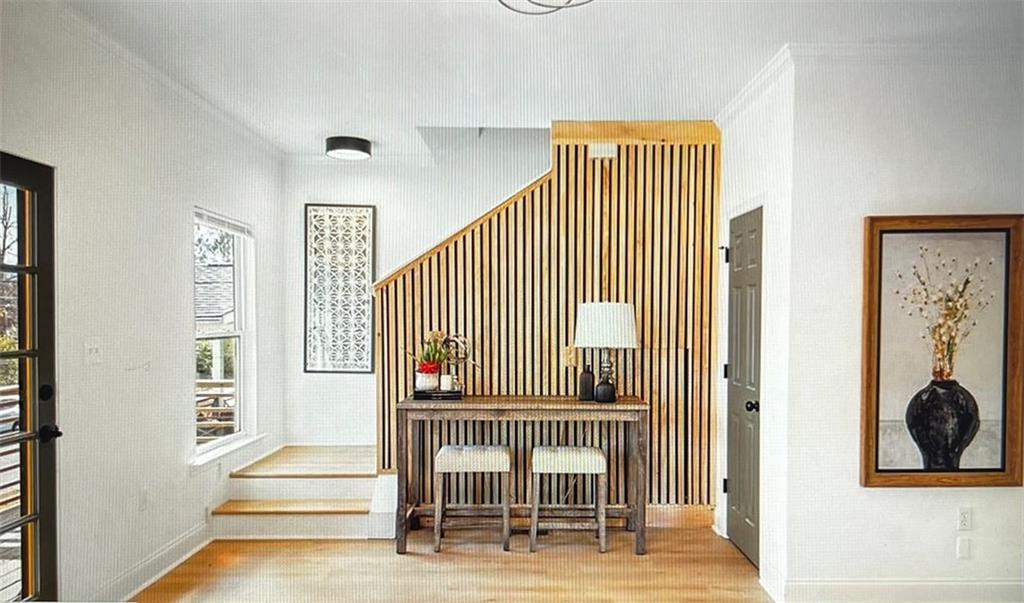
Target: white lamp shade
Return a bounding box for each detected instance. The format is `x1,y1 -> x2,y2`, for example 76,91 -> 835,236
574,302 -> 638,349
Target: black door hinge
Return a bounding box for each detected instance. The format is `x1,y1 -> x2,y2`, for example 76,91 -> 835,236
719,245 -> 730,264
723,478 -> 728,494
723,363 -> 729,379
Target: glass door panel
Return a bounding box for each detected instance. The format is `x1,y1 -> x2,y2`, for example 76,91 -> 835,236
0,153 -> 56,601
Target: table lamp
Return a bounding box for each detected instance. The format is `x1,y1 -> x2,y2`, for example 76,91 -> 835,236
573,302 -> 638,403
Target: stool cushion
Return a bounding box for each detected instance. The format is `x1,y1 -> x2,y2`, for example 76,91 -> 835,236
435,445 -> 511,473
531,446 -> 607,475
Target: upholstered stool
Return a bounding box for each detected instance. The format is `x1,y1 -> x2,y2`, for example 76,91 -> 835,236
433,445 -> 512,552
529,446 -> 608,553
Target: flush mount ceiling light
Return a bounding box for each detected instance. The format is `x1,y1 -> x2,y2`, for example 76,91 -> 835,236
325,136 -> 372,161
498,0 -> 594,16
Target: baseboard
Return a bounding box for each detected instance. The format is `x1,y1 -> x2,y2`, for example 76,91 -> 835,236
646,505 -> 714,528
760,566 -> 787,603
785,579 -> 1024,603
88,522 -> 209,602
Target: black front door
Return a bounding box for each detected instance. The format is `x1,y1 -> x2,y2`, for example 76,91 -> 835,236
0,152 -> 57,601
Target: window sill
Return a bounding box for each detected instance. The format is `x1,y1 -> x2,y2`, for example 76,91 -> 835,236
189,432 -> 267,471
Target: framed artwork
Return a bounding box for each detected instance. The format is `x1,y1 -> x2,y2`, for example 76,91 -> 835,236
304,204 -> 376,373
861,215 -> 1023,487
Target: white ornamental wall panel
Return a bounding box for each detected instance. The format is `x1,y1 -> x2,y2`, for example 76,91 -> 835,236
305,204 -> 375,372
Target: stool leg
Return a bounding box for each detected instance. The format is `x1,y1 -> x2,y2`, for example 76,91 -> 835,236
501,471 -> 511,551
597,472 -> 607,553
433,471 -> 444,553
529,473 -> 540,553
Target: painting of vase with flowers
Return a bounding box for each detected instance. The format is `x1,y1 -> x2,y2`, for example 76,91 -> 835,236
862,215 -> 1024,487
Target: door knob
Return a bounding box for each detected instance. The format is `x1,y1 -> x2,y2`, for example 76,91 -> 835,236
744,400 -> 760,413
39,424 -> 63,443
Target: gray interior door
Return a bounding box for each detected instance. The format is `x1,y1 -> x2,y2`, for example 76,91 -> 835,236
726,207 -> 762,567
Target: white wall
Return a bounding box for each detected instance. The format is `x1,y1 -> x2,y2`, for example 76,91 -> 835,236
719,43 -> 1024,603
1,3 -> 287,600
282,129 -> 549,444
784,45 -> 1023,602
715,47 -> 796,603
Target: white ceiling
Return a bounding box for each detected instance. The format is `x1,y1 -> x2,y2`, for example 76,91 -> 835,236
66,0 -> 1022,158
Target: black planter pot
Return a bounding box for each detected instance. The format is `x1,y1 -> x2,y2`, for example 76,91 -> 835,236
905,380 -> 980,471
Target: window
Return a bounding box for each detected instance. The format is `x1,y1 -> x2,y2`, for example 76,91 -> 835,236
193,210 -> 252,450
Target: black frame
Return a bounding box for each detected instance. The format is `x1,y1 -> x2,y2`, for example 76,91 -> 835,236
303,203 -> 377,373
0,151 -> 57,600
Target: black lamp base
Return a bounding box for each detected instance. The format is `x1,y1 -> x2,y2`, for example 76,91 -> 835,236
594,378 -> 616,403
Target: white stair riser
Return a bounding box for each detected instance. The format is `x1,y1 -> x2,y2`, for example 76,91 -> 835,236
368,474 -> 397,539
367,511 -> 395,539
228,477 -> 376,500
211,513 -> 370,539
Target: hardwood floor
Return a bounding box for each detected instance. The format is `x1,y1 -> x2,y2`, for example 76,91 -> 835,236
231,446 -> 376,478
136,528 -> 769,602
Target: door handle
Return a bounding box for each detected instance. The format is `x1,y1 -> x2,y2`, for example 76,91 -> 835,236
744,400 -> 760,413
39,424 -> 62,444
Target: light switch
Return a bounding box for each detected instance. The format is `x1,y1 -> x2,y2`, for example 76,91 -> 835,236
84,337 -> 104,365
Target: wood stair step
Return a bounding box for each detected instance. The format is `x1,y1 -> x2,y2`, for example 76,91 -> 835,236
231,445 -> 376,479
212,499 -> 372,516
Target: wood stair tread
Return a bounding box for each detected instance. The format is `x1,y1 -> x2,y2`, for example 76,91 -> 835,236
212,499 -> 372,516
231,445 -> 377,479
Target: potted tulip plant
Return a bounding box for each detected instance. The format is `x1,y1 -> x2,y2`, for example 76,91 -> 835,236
413,331 -> 448,391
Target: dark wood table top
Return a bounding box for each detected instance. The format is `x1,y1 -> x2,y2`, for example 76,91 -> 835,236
397,395 -> 647,412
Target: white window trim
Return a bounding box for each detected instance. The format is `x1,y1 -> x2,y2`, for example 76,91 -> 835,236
191,208 -> 260,459
189,432 -> 268,470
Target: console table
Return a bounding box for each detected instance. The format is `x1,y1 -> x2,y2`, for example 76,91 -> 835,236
395,395 -> 649,555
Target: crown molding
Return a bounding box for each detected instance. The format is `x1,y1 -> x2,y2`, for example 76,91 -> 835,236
787,41 -> 1021,61
715,44 -> 794,128
57,4 -> 286,159
716,39 -> 1020,127
285,153 -> 436,168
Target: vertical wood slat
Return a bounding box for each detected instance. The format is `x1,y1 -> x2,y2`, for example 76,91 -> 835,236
373,125 -> 720,507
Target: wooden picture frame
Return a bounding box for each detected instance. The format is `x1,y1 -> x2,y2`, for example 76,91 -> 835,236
861,215 -> 1023,487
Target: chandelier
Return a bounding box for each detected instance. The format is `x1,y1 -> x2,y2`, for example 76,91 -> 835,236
498,0 -> 595,16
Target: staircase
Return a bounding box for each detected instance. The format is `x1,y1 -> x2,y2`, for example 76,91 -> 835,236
210,446 -> 396,539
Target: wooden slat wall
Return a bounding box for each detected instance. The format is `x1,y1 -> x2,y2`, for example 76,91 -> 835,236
374,122 -> 720,506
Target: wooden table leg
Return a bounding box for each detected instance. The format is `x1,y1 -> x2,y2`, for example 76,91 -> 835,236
635,412 -> 648,555
410,419 -> 422,530
396,409 -> 408,554
626,421 -> 637,533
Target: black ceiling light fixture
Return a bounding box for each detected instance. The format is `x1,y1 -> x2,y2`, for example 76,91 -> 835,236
498,0 -> 594,15
325,136 -> 372,161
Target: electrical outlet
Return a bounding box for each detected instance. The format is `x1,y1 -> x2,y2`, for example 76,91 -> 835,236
957,507 -> 973,531
956,536 -> 971,559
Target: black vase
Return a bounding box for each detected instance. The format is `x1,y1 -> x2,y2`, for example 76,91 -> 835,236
578,365 -> 595,401
594,377 -> 616,403
905,380 -> 980,471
